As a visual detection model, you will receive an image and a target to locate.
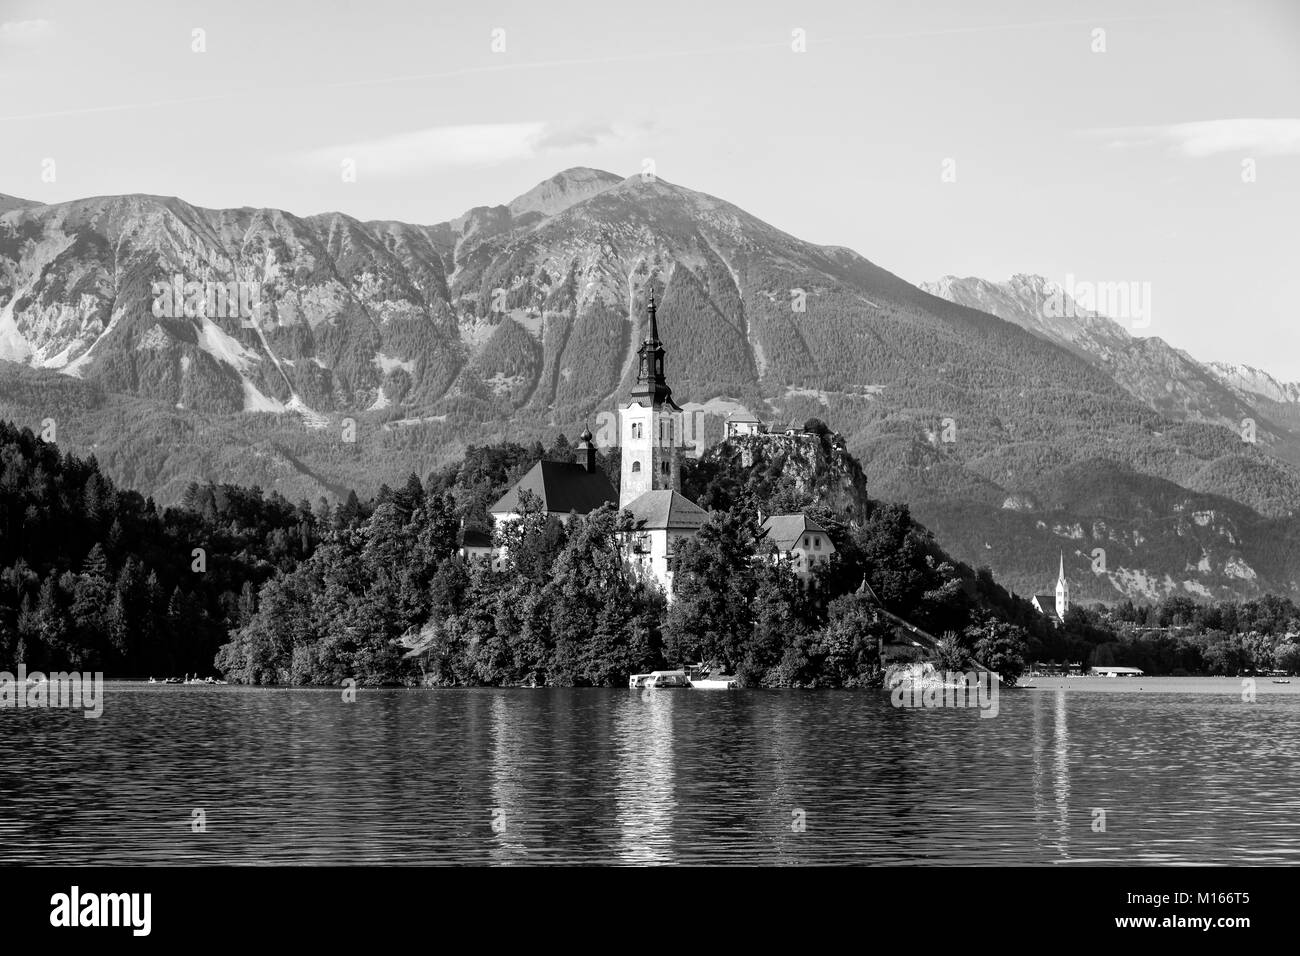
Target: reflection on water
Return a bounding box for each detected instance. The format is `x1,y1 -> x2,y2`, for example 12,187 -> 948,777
1054,689 -> 1070,859
614,691 -> 676,864
490,694 -> 529,864
1,681 -> 1298,865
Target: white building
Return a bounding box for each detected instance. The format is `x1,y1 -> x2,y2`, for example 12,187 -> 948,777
759,513 -> 835,581
622,489 -> 709,594
724,408 -> 763,439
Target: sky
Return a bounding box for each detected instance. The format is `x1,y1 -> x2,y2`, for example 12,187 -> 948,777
1,0 -> 1298,377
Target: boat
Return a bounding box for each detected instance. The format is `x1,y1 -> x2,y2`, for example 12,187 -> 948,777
162,677 -> 181,684
630,670 -> 691,689
690,676 -> 739,689
686,663 -> 738,690
1273,679 -> 1292,684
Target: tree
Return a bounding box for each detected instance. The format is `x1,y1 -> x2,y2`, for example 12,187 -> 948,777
966,619 -> 1028,686
663,511 -> 757,670
745,559 -> 807,685
545,505 -> 647,685
934,630 -> 970,672
1274,641 -> 1300,675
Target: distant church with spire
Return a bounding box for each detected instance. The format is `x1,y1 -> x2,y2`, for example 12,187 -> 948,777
1031,553 -> 1071,624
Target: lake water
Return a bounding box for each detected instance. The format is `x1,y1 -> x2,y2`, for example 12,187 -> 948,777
1,677 -> 1297,865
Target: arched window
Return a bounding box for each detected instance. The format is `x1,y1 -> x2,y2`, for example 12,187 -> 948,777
631,460 -> 641,473
631,423 -> 642,440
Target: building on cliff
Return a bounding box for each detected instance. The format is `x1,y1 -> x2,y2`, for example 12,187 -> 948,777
724,408 -> 764,439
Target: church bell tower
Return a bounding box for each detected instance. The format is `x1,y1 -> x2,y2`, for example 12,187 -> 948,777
619,289 -> 683,509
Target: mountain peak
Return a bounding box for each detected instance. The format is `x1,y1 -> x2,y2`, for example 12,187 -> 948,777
505,167 -> 622,219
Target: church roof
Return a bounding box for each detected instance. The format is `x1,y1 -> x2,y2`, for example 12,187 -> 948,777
623,490 -> 709,531
1032,594 -> 1061,617
489,460 -> 617,516
760,514 -> 829,550
726,408 -> 760,423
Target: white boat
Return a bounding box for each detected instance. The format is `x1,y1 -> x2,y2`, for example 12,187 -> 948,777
630,670 -> 691,689
686,664 -> 738,689
690,677 -> 739,690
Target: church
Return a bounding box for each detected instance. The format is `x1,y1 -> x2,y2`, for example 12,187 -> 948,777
617,292 -> 709,593
1031,553 -> 1071,624
489,288 -> 821,598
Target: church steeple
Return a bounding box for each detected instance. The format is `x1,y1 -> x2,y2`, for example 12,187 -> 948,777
1055,551 -> 1070,620
619,284 -> 684,509
631,290 -> 681,410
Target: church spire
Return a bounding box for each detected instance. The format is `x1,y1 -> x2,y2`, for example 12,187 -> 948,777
647,289 -> 661,346
631,286 -> 680,410
1055,551 -> 1070,620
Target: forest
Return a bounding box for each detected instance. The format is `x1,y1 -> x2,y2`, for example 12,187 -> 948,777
1,417 -> 1297,685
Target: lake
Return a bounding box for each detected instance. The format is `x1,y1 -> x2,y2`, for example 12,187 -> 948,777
1,677 -> 1297,865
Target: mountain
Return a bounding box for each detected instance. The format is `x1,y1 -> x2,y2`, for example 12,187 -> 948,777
3,170 -> 1300,604
1207,361 -> 1300,405
919,274 -> 1300,457
504,167 -> 623,219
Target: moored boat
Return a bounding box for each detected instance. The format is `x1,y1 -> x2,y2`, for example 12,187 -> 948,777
630,670 -> 691,689
687,663 -> 738,689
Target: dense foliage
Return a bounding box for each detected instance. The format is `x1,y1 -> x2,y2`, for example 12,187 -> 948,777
0,420 -> 325,676
4,417 -> 1296,686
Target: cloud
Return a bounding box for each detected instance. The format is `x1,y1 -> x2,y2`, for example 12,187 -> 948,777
1093,119 -> 1300,157
299,120 -> 646,175
0,19 -> 55,46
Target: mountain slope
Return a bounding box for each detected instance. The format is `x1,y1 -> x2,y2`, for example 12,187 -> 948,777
920,274 -> 1300,454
